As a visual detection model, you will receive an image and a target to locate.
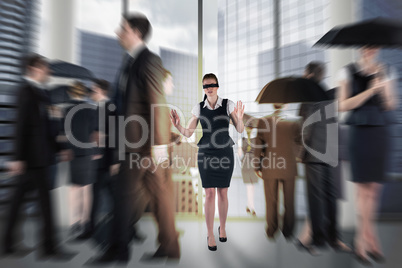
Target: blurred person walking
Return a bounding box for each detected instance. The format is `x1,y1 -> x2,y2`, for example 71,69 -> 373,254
254,104 -> 300,241
240,126 -> 259,217
64,81 -> 97,240
90,13 -> 179,264
338,46 -> 398,265
296,62 -> 351,255
2,54 -> 75,260
80,79 -> 114,240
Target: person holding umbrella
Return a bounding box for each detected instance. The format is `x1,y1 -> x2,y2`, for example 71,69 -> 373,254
254,62 -> 330,242
337,46 -> 397,264
315,17 -> 402,264
170,73 -> 244,251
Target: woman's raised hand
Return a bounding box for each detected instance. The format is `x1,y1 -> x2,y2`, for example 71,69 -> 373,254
234,101 -> 245,121
170,109 -> 180,128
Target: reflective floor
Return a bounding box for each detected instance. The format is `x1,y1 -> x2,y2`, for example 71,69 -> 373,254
1,217 -> 401,268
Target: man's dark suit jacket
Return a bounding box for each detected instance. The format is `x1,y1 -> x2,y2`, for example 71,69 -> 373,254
15,81 -> 61,168
298,89 -> 337,164
113,48 -> 171,158
95,99 -> 115,168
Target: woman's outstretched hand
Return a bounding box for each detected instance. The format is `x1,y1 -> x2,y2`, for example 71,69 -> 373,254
170,109 -> 180,128
234,101 -> 245,121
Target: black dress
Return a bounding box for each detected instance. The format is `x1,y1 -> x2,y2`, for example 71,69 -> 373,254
64,99 -> 97,186
197,99 -> 235,188
345,64 -> 394,183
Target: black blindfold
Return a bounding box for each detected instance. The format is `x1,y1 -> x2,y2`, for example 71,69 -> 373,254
203,83 -> 219,89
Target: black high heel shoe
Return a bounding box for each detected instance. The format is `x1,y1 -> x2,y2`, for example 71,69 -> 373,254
351,242 -> 372,266
355,253 -> 373,266
218,227 -> 227,242
367,251 -> 386,263
207,237 -> 217,251
295,239 -> 320,256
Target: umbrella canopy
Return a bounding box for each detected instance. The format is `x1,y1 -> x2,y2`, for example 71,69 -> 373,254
314,17 -> 402,48
48,85 -> 71,104
49,61 -> 95,80
255,77 -> 330,104
229,113 -> 259,128
48,84 -> 93,104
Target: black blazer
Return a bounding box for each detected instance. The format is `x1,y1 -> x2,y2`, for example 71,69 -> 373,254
63,99 -> 97,157
95,99 -> 115,167
112,47 -> 171,160
15,81 -> 61,168
298,89 -> 338,164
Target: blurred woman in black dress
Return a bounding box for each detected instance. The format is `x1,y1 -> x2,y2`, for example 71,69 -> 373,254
338,46 -> 398,264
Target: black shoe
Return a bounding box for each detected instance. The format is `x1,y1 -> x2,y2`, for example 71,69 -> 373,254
354,253 -> 372,266
74,229 -> 93,241
38,247 -> 77,261
86,246 -> 128,264
218,227 -> 227,242
69,223 -> 82,236
2,245 -> 15,255
207,237 -> 217,251
295,240 -> 321,256
3,244 -> 34,257
328,240 -> 352,253
351,242 -> 372,266
116,251 -> 129,264
140,248 -> 180,263
367,251 -> 386,263
140,252 -> 167,263
284,235 -> 294,242
312,240 -> 327,249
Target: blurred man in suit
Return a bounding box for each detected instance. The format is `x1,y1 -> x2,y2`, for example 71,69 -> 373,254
2,54 -> 74,259
85,79 -> 113,240
296,62 -> 350,255
90,13 -> 179,264
254,104 -> 301,240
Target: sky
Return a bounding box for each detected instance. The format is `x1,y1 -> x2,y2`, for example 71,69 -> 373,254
38,0 -> 218,74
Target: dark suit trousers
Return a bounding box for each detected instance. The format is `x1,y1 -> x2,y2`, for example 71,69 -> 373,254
112,153 -> 179,257
305,163 -> 338,245
3,167 -> 56,250
90,162 -> 113,230
263,178 -> 295,238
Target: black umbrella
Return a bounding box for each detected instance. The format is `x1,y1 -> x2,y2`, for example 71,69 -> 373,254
255,77 -> 330,104
49,61 -> 95,80
48,85 -> 71,104
314,17 -> 402,48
